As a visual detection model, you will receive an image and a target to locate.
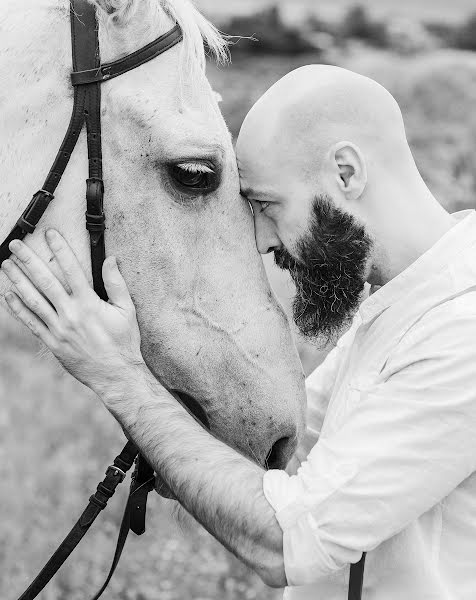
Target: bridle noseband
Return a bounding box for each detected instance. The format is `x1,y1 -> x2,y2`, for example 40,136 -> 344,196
2,2 -> 182,599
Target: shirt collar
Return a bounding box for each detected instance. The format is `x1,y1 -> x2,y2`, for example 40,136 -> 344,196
359,210 -> 476,324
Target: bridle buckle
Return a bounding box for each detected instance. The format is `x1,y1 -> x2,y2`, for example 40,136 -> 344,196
106,465 -> 126,483
16,189 -> 54,235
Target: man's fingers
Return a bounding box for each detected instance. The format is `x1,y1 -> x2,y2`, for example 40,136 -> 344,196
103,257 -> 134,311
4,291 -> 56,347
1,259 -> 59,330
8,239 -> 70,311
45,229 -> 91,296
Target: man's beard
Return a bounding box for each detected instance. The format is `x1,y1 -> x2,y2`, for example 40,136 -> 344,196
275,194 -> 373,345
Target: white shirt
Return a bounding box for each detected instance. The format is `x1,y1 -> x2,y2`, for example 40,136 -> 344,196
263,210 -> 476,600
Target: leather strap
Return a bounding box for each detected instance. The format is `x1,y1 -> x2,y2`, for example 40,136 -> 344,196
348,553 -> 366,600
91,454 -> 155,600
0,83 -> 87,265
17,441 -> 139,600
0,0 -> 95,265
71,24 -> 183,86
130,454 -> 156,535
69,0 -> 108,300
85,177 -> 107,300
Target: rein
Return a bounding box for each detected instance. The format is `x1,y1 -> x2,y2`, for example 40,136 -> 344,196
1,2 -> 366,598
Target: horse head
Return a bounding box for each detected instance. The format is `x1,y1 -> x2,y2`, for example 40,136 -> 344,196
0,0 -> 306,470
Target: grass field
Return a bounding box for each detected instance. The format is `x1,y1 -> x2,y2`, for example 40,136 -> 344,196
2,19 -> 476,600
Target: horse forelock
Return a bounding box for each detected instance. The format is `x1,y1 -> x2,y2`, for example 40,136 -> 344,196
93,0 -> 229,72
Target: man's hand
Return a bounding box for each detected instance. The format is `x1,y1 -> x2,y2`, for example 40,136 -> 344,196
1,230 -> 143,395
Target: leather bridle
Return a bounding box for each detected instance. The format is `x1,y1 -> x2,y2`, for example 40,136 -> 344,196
0,1 -> 182,291
2,2 -> 366,598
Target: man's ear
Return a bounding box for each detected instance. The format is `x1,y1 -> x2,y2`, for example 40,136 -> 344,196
332,142 -> 367,201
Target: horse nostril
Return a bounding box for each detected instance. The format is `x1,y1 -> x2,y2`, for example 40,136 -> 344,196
266,436 -> 295,470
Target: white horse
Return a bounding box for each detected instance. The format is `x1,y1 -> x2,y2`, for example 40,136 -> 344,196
0,0 -> 306,469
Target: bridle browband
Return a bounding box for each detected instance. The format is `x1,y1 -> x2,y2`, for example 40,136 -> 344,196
3,2 -> 367,599
1,2 -> 182,599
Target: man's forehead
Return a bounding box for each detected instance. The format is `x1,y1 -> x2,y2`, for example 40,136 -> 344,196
237,153 -> 266,189
236,132 -> 277,174
237,156 -> 283,202
236,104 -> 300,199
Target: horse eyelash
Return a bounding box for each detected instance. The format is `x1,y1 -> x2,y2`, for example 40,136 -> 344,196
177,162 -> 214,174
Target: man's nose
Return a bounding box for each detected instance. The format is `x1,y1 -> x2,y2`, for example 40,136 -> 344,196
254,214 -> 281,255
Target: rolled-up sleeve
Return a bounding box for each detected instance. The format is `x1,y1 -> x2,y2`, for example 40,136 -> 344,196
264,309 -> 476,586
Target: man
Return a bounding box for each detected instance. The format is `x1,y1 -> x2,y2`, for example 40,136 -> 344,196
3,65 -> 476,599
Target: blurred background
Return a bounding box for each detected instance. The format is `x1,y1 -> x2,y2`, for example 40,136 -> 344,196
2,0 -> 476,598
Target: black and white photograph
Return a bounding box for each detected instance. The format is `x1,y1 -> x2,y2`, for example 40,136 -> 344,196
1,1 -> 476,599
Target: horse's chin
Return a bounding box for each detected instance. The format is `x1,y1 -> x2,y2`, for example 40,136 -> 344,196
155,390 -> 210,499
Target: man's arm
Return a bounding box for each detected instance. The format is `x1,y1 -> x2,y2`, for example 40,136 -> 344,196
106,362 -> 287,587
1,233 -> 287,586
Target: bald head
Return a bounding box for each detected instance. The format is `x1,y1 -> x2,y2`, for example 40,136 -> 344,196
237,65 -> 411,192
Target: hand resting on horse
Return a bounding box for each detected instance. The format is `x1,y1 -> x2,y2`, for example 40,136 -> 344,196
2,230 -> 143,396
1,230 -> 288,588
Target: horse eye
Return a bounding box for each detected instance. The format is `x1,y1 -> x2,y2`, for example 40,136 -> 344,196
171,163 -> 217,192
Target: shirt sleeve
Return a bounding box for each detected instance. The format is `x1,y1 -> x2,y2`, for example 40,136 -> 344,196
263,305 -> 476,586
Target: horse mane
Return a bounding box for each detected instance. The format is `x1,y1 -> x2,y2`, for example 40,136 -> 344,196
94,0 -> 230,70
160,0 -> 229,68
